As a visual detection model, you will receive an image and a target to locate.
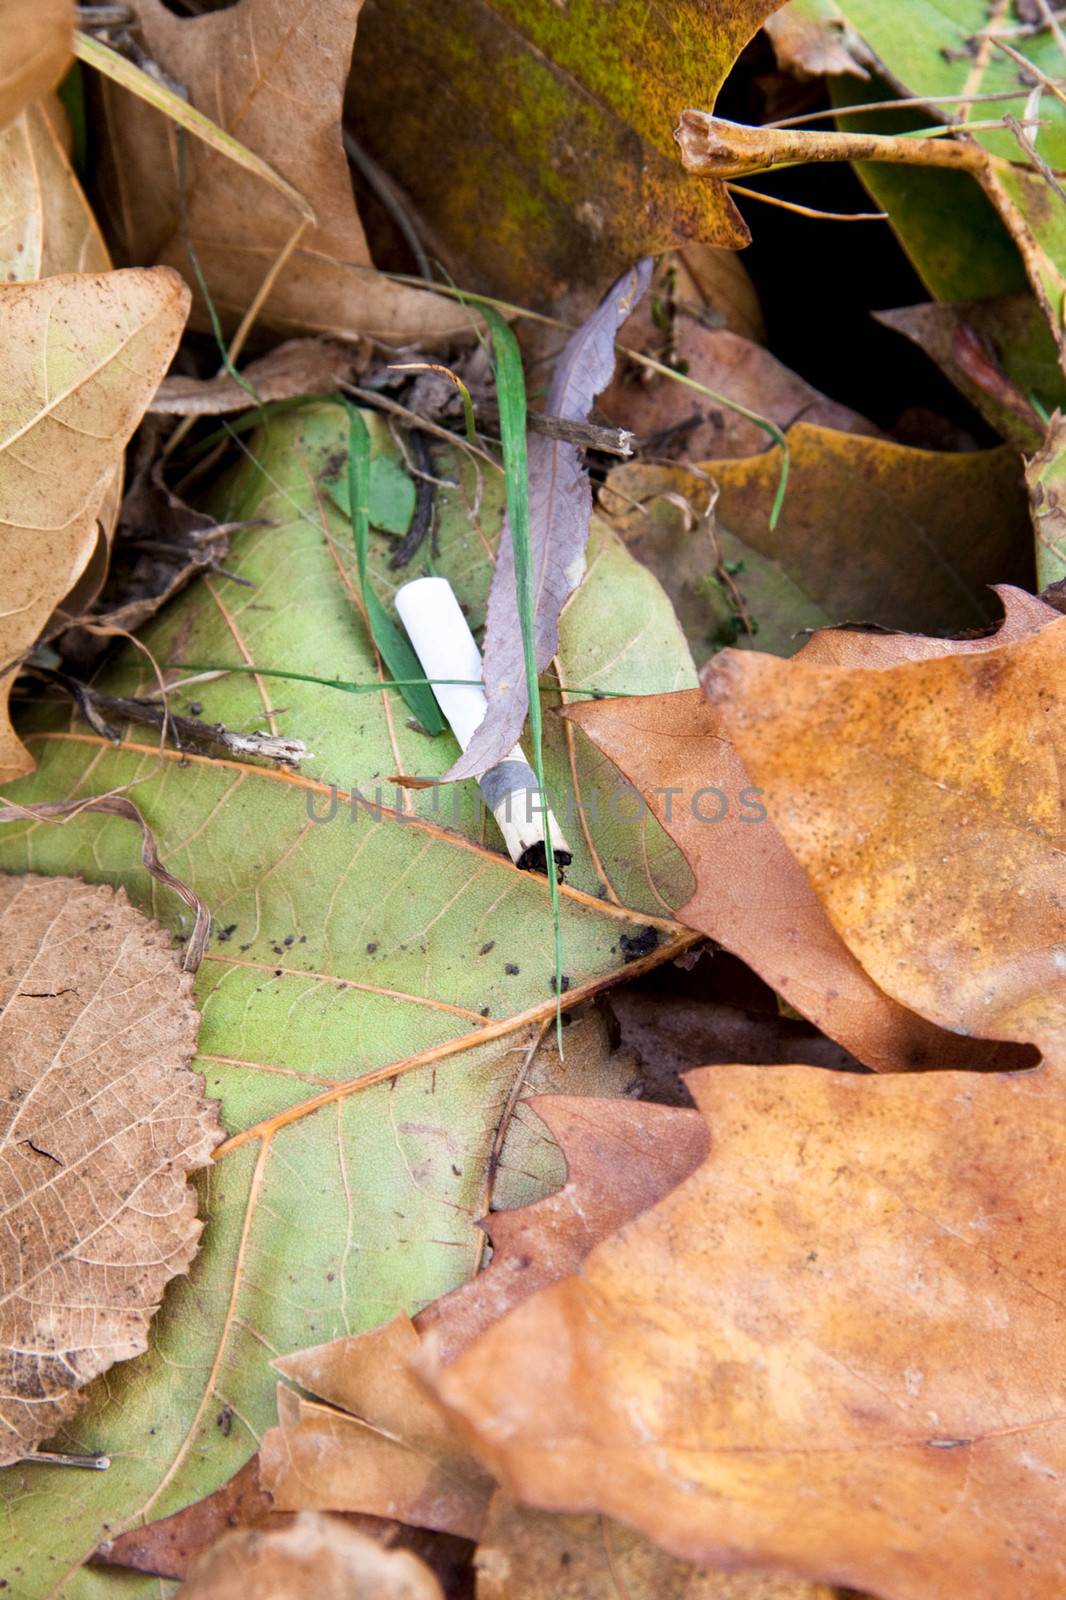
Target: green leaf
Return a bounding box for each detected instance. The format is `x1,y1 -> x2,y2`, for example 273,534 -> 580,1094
0,400 -> 696,1595
340,402 -> 446,734
829,78 -> 1029,303
325,448 -> 416,537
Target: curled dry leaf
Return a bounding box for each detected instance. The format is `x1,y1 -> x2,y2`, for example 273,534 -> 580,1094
0,0 -> 71,129
0,873 -> 220,1465
563,586 -> 1055,1069
430,615 -> 1066,1600
0,266 -> 189,782
150,338 -> 362,416
346,0 -> 786,307
95,0 -> 474,345
448,259 -> 652,780
179,1513 -> 443,1600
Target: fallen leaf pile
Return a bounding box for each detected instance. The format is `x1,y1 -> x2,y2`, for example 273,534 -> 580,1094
3,0 -> 1066,1595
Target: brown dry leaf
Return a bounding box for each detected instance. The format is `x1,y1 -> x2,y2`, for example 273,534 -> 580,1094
0,0 -> 71,130
477,1492 -> 839,1600
618,425 -> 1031,637
431,611 -> 1066,1600
94,0 -> 475,346
0,266 -> 188,782
763,1 -> 869,79
600,307 -> 881,461
263,1098 -> 836,1600
150,338 -> 362,416
708,613 -> 1066,1048
94,1456 -> 476,1588
179,1513 -> 444,1600
0,95 -> 109,280
260,1096 -> 709,1526
0,873 -> 220,1464
562,586 -> 1054,1070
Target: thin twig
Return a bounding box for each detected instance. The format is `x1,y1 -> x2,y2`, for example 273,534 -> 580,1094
1005,113 -> 1066,206
990,36 -> 1066,111
727,182 -> 887,220
767,89 -> 1045,128
26,669 -> 309,768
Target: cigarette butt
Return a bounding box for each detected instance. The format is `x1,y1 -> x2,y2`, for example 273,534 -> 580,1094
395,577 -> 573,873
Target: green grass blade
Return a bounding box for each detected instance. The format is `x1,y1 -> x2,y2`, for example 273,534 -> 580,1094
481,306 -> 565,1040
342,402 -> 447,735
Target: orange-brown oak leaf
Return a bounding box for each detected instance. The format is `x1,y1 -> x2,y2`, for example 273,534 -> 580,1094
563,587 -> 1055,1070
429,613 -> 1066,1600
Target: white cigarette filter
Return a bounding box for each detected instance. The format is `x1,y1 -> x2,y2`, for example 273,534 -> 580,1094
395,576 -> 573,873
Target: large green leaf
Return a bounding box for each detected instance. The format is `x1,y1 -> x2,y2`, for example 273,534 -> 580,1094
0,402 -> 697,1596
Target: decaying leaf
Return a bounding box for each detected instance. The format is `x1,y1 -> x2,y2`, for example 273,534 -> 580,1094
93,0 -> 475,345
600,318 -> 881,462
345,0 -> 787,307
151,338 -> 362,416
875,295 -> 1064,454
179,1513 -> 444,1600
1026,411 -> 1066,592
0,0 -> 71,130
564,586 -> 1055,1070
763,0 -> 868,79
430,619 -> 1066,1600
0,96 -> 109,281
0,267 -> 189,783
599,458 -> 832,663
606,423 -> 1032,641
0,400 -> 697,1588
449,260 -> 651,780
0,873 -> 220,1465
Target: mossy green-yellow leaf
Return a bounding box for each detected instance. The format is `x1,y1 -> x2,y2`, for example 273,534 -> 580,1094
346,0 -> 787,306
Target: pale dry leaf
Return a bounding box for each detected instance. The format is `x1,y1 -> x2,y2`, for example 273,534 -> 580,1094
0,95 -> 109,280
0,873 -> 220,1464
448,259 -> 652,780
0,266 -> 189,782
94,0 -> 476,345
179,1512 -> 443,1600
150,338 -> 362,416
0,0 -> 71,130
